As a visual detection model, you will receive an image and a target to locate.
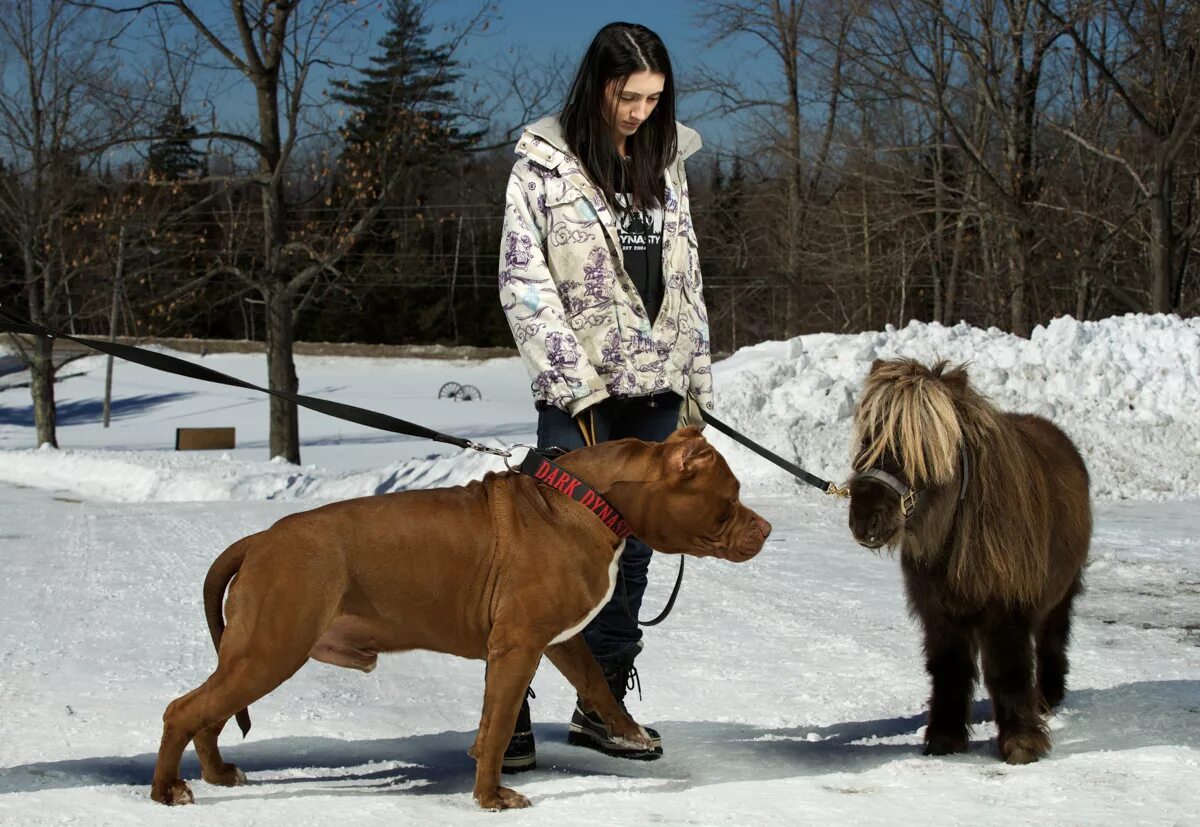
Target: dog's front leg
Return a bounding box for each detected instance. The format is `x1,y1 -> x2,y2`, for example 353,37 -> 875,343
545,635 -> 654,749
472,633 -> 542,811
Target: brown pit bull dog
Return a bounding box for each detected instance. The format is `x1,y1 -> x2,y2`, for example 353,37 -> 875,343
150,427 -> 771,811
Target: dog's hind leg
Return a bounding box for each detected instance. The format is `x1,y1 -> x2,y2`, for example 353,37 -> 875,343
471,631 -> 543,811
193,717 -> 244,787
151,647 -> 310,805
151,572 -> 335,806
1036,573 -> 1083,711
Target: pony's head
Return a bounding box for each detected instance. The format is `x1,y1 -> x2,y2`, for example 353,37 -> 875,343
847,359 -> 970,549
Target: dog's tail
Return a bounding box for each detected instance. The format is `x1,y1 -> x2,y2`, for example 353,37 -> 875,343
203,537 -> 252,737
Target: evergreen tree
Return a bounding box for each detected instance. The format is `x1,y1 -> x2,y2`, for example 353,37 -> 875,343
333,0 -> 480,178
147,104 -> 206,180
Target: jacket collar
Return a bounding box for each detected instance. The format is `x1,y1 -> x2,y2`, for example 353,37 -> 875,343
517,115 -> 703,170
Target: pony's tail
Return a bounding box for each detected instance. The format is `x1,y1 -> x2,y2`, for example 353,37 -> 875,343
203,538 -> 252,737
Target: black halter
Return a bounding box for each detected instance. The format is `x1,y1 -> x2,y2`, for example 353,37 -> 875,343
853,449 -> 971,520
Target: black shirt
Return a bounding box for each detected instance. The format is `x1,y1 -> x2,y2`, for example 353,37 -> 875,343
613,165 -> 665,323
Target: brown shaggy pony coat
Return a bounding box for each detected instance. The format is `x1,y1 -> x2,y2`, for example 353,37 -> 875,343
848,359 -> 1091,764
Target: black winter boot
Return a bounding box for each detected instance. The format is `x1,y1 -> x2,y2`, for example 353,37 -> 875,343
501,689 -> 536,774
567,646 -> 662,760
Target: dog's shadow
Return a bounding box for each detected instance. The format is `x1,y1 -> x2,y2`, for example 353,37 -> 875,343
1,680 -> 1195,804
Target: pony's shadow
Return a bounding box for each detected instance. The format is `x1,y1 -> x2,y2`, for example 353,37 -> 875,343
1,680 -> 1194,804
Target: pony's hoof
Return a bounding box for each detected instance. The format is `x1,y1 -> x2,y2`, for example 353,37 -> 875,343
1004,746 -> 1039,765
923,731 -> 968,755
475,786 -> 532,810
202,763 -> 246,787
150,779 -> 195,805
999,729 -> 1050,764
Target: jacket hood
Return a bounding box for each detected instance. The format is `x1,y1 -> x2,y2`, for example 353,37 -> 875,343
519,115 -> 702,168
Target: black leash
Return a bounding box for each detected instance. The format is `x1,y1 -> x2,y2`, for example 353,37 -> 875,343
699,408 -> 849,498
0,304 -> 506,458
622,555 -> 684,627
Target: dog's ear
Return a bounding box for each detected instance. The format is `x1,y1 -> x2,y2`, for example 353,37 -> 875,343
667,426 -> 704,442
667,436 -> 715,477
869,358 -> 886,375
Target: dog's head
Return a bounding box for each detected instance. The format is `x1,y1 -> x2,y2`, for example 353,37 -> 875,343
601,427 -> 771,562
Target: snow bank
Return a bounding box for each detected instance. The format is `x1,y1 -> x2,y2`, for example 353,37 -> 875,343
709,314 -> 1200,501
0,314 -> 1196,502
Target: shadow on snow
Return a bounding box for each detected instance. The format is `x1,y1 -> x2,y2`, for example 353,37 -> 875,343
0,393 -> 194,427
1,680 -> 1195,804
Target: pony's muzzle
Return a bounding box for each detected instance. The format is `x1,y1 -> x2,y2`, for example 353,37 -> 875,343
848,477 -> 901,549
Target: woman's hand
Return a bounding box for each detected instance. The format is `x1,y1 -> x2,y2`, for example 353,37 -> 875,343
676,394 -> 706,432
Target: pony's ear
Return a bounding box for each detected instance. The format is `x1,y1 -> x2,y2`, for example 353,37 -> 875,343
940,364 -> 971,394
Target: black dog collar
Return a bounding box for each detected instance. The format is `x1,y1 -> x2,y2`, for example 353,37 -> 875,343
518,451 -> 633,540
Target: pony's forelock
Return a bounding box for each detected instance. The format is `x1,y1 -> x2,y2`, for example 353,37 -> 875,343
853,359 -> 963,486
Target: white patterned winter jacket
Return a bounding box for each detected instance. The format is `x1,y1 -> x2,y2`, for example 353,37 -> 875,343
499,115 -> 713,416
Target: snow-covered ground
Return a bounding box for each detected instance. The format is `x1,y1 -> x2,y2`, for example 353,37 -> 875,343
1,315 -> 1198,825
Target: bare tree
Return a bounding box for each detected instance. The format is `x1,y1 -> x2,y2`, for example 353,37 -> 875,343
848,0 -> 1064,336
0,0 -> 142,446
696,0 -> 854,337
78,0 -> 494,462
1038,0 -> 1200,314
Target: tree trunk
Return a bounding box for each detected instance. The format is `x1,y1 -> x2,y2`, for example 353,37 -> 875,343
1149,163 -> 1174,313
265,283 -> 300,463
22,233 -> 58,448
29,336 -> 57,448
1008,222 -> 1030,337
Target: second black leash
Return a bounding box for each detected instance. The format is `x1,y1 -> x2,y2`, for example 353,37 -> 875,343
699,408 -> 849,498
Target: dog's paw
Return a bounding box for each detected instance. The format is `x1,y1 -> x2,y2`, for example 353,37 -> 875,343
201,762 -> 246,787
150,779 -> 195,806
475,785 -> 532,810
609,725 -> 655,751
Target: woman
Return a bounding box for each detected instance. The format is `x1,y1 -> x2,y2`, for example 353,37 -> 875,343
497,21 -> 712,772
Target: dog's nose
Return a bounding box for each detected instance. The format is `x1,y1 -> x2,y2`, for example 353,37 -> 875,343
755,515 -> 772,540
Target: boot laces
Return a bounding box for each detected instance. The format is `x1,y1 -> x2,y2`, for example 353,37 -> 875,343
625,665 -> 642,702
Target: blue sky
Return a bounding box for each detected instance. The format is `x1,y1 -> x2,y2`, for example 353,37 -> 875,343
416,0 -> 762,146
135,1 -> 769,155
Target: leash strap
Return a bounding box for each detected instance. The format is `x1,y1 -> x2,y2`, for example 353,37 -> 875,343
699,408 -> 841,494
622,554 -> 684,627
0,304 -> 504,456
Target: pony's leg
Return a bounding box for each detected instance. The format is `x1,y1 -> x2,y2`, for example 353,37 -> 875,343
980,611 -> 1050,764
1036,574 -> 1083,711
921,615 -> 978,755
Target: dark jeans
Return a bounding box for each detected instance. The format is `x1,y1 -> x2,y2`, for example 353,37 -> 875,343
536,392 -> 682,663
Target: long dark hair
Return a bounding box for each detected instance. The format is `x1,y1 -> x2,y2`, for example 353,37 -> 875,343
560,22 -> 677,213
